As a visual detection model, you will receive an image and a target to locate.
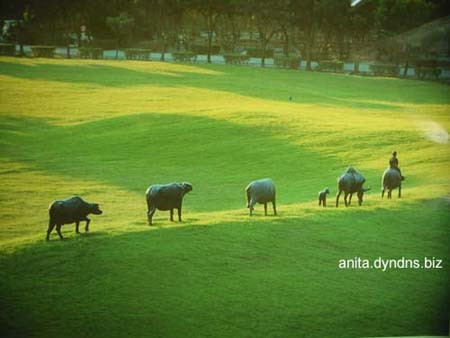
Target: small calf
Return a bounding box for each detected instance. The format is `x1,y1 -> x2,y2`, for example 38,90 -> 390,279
318,188 -> 330,207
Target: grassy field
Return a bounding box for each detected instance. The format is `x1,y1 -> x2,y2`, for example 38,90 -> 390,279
0,56 -> 449,337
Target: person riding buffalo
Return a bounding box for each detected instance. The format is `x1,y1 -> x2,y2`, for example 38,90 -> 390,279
389,151 -> 405,180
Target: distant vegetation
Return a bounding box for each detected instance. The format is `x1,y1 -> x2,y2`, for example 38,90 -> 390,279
1,0 -> 449,65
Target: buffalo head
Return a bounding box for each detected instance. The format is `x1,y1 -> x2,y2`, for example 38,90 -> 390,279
91,203 -> 103,215
181,182 -> 193,195
357,187 -> 371,205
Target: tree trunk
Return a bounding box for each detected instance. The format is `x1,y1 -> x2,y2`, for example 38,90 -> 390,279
66,32 -> 71,59
306,47 -> 312,71
354,57 -> 359,74
160,32 -> 166,61
231,19 -> 239,52
161,43 -> 166,61
321,31 -> 330,59
261,39 -> 266,67
207,31 -> 212,63
305,28 -> 315,71
17,28 -> 24,56
283,29 -> 289,57
403,60 -> 409,77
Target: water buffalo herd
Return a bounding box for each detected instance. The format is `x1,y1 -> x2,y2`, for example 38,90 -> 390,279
46,166 -> 404,240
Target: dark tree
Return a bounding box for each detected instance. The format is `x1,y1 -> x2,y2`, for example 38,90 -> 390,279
243,0 -> 283,67
106,12 -> 135,59
349,0 -> 376,72
292,0 -> 319,70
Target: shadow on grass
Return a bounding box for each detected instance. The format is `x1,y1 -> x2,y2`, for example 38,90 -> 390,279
1,199 -> 448,338
0,113 -> 347,211
2,59 -> 447,108
0,61 -> 202,87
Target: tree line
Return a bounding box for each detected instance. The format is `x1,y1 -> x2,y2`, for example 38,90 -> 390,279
1,0 -> 449,66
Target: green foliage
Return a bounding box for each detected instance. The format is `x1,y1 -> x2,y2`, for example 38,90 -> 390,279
415,66 -> 442,80
369,62 -> 400,76
222,53 -> 250,64
78,47 -> 104,59
191,44 -> 221,55
317,60 -> 344,72
273,54 -> 302,69
375,0 -> 433,35
0,43 -> 16,56
30,46 -> 56,58
2,0 -> 446,66
172,51 -> 197,62
106,12 -> 135,54
90,39 -> 117,49
124,48 -> 152,60
245,47 -> 274,58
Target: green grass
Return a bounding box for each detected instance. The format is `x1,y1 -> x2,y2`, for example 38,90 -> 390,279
0,57 -> 449,337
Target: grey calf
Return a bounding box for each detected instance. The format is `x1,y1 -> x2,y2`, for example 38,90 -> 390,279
318,187 -> 330,207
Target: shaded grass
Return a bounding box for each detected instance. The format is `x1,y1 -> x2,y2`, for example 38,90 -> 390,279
0,113 -> 343,210
1,200 -> 448,338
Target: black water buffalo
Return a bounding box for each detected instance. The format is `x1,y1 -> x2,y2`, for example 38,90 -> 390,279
336,167 -> 370,207
146,182 -> 193,225
382,167 -> 403,199
47,196 -> 103,240
245,178 -> 277,216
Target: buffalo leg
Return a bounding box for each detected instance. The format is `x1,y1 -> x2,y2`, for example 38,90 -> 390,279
323,198 -> 326,207
147,206 -> 156,226
170,209 -> 174,221
319,199 -> 322,206
348,194 -> 353,206
76,222 -> 80,234
264,203 -> 267,216
344,192 -> 349,207
178,206 -> 182,222
147,198 -> 156,225
248,200 -> 254,216
46,221 -> 56,240
56,224 -> 64,240
85,218 -> 91,232
336,190 -> 342,207
272,200 -> 277,215
382,188 -> 385,198
388,190 -> 392,199
398,185 -> 401,198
